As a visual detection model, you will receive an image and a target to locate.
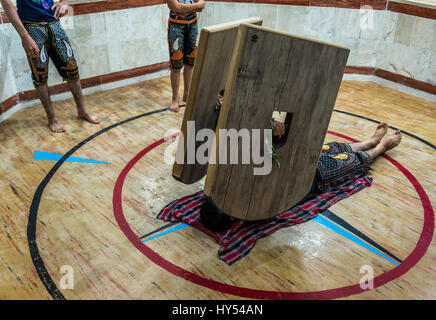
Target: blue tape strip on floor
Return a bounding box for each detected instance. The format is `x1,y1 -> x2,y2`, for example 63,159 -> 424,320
34,150 -> 111,164
140,215 -> 400,266
313,215 -> 400,266
141,223 -> 190,242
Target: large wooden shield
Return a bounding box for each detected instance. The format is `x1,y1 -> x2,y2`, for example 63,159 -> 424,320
204,24 -> 350,220
172,17 -> 263,184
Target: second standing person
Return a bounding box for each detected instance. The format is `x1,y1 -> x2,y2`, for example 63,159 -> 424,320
164,0 -> 206,112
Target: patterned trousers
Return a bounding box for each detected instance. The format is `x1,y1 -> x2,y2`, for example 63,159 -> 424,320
314,142 -> 372,191
23,20 -> 79,86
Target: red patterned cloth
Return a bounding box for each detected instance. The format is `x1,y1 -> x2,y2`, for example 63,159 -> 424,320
158,174 -> 373,264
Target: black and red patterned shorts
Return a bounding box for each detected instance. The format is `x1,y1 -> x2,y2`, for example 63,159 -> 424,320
315,142 -> 372,191
23,20 -> 79,87
167,13 -> 198,69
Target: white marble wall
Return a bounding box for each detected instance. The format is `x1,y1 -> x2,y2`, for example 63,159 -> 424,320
1,2 -> 435,104
0,4 -> 168,102
377,12 -> 436,84
199,2 -> 436,85
0,22 -> 18,103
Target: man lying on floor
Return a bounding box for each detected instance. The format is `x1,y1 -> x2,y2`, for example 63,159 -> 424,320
200,122 -> 402,231
158,92 -> 402,264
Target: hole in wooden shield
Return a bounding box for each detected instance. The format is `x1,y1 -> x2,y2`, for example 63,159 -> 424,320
272,112 -> 293,149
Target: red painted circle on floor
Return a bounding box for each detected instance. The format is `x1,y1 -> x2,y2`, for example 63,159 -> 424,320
113,131 -> 434,299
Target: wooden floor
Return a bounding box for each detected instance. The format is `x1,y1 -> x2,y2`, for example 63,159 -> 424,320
0,76 -> 435,299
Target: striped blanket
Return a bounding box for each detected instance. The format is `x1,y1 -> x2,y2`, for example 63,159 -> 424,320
158,174 -> 373,265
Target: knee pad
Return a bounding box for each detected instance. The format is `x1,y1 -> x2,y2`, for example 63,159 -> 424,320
171,51 -> 184,69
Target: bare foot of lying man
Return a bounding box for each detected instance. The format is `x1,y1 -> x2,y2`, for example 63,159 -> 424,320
365,129 -> 402,160
382,130 -> 403,151
200,123 -> 402,232
350,122 -> 388,152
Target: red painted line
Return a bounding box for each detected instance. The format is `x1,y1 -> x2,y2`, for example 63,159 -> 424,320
327,130 -> 359,143
113,131 -> 434,299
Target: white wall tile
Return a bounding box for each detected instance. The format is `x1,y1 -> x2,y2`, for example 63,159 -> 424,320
429,53 -> 436,85
1,3 -> 435,103
411,17 -> 436,52
275,6 -> 310,37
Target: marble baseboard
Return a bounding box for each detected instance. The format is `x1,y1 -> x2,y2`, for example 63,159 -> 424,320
0,67 -> 170,122
2,63 -> 435,124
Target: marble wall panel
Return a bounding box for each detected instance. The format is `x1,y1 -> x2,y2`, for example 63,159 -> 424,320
1,2 -> 435,104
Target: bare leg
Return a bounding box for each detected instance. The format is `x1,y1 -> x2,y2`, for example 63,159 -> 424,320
170,68 -> 181,112
182,64 -> 193,102
350,122 -> 388,152
35,84 -> 66,133
365,130 -> 402,161
67,79 -> 100,124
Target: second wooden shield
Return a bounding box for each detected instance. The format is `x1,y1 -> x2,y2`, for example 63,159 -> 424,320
172,17 -> 263,184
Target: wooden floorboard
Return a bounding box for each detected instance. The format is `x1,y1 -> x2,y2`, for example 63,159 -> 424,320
0,76 -> 434,299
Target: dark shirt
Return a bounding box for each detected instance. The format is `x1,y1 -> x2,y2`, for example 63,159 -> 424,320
17,0 -> 56,22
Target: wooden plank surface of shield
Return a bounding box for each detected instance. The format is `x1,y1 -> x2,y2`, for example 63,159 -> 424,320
205,24 -> 350,220
172,17 -> 263,184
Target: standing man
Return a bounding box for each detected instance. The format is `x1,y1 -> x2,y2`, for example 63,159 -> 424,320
1,0 -> 100,133
164,0 -> 206,112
